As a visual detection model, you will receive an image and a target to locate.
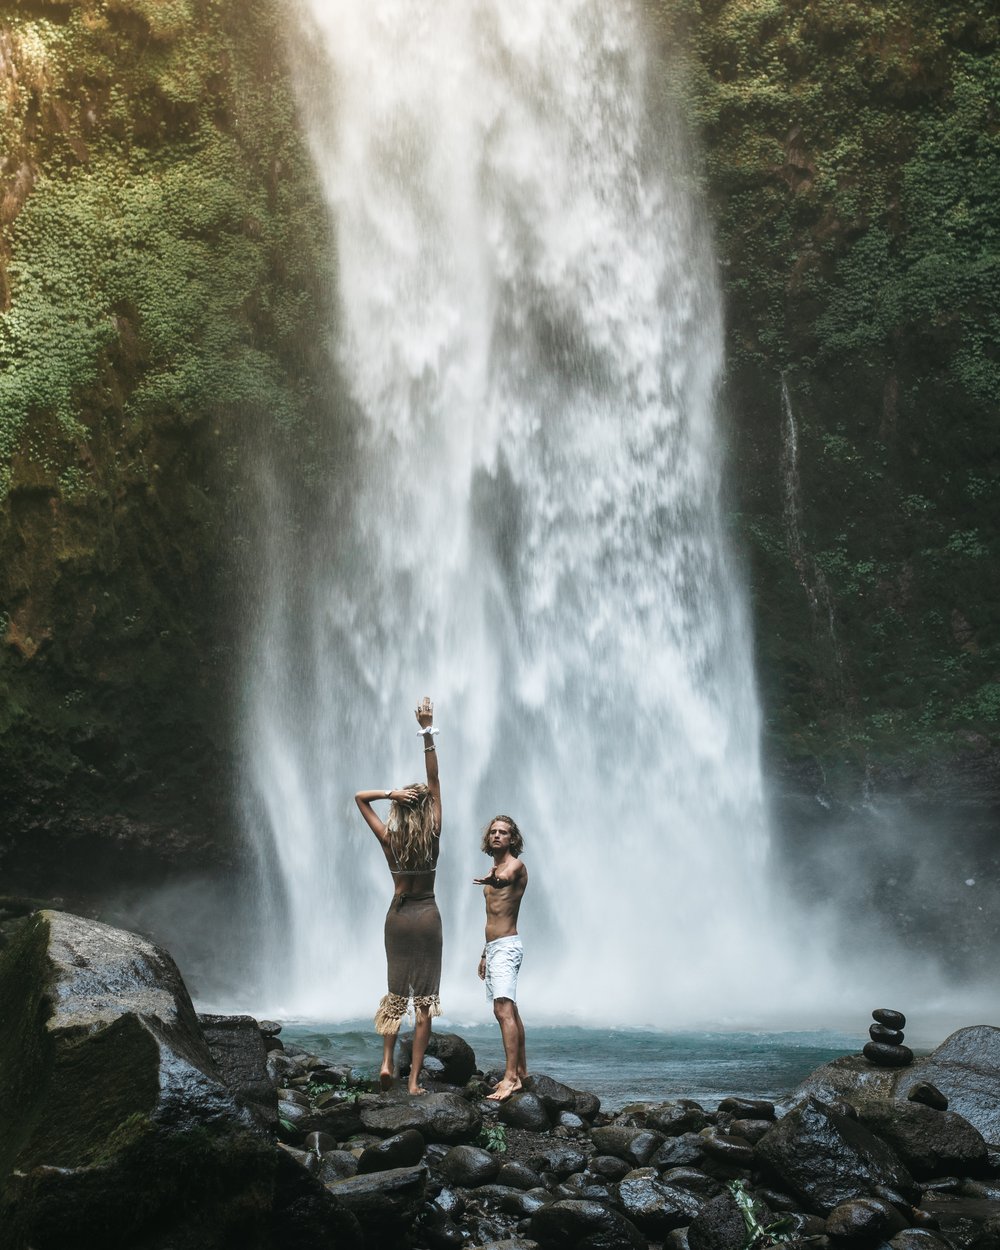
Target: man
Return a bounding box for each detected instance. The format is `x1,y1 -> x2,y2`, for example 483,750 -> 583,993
474,815 -> 528,1102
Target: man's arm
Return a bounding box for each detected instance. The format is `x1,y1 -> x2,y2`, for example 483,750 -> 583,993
473,859 -> 526,888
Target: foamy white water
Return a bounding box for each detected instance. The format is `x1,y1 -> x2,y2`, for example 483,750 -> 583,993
239,0 -> 824,1024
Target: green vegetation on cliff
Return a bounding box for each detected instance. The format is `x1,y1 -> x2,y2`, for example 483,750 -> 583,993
669,0 -> 1000,777
0,0 -> 332,884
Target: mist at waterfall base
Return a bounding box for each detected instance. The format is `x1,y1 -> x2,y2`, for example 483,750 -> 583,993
216,0 -> 999,1034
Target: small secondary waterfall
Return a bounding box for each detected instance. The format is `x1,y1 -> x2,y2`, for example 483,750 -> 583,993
241,0 -> 798,1022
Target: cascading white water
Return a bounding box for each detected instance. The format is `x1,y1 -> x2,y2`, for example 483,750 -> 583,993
241,0 -> 804,1023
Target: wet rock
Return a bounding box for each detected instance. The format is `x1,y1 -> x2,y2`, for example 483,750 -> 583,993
687,1188 -> 747,1250
755,1186 -> 801,1212
824,1195 -> 909,1241
963,1182 -> 1000,1201
643,1100 -> 710,1137
661,1166 -> 725,1200
358,1128 -> 427,1173
667,1228 -> 692,1250
855,1099 -> 989,1179
280,1143 -> 320,1172
556,1110 -> 586,1131
498,1161 -> 544,1189
268,1050 -> 303,1084
0,911 -> 276,1249
434,1187 -> 465,1217
279,1096 -> 311,1125
756,1097 -> 917,1214
360,1092 -> 481,1144
303,1098 -> 368,1140
395,1032 -> 478,1086
259,1019 -> 282,1036
728,1118 -> 774,1144
652,1132 -> 709,1170
198,1013 -> 277,1130
326,1164 -> 427,1240
468,1240 -> 542,1250
887,1232 -> 954,1250
700,1127 -> 755,1167
788,1056 -> 905,1109
590,1125 -> 665,1167
318,1150 -> 360,1183
424,1213 -> 466,1249
573,1090 -> 602,1120
897,1027 -> 1000,1146
498,1187 -> 553,1217
525,1074 -> 581,1115
919,1198 -> 1000,1250
500,1091 -> 551,1132
908,1084 -> 949,1112
616,1170 -> 705,1237
304,1130 -> 338,1154
272,1145 -> 364,1250
528,1146 -> 589,1179
717,1097 -> 776,1121
874,1010 -> 907,1031
557,1174 -> 613,1202
589,1154 -> 631,1181
784,1211 -> 828,1237
864,1042 -> 915,1068
968,1215 -> 1000,1250
526,1197 -> 646,1248
440,1144 -> 502,1187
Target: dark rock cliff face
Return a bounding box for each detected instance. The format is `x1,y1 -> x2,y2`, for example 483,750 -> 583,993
1,1 -> 997,930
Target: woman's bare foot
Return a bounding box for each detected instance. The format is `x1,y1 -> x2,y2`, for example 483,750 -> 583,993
379,1069 -> 394,1092
486,1076 -> 522,1102
408,1083 -> 428,1096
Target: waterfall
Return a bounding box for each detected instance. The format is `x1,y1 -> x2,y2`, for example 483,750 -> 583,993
241,0 -> 798,1023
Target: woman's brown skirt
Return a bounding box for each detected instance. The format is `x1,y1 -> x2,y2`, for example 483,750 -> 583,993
374,892 -> 443,1035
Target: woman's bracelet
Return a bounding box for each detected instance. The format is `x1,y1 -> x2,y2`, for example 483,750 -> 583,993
416,725 -> 440,736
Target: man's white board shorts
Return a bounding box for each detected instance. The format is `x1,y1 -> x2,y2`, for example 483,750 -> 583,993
484,935 -> 524,1002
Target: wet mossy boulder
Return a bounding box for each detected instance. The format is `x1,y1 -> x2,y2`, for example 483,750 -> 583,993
0,910 -> 276,1250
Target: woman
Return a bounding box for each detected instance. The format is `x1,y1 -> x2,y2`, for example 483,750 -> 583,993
355,696 -> 442,1094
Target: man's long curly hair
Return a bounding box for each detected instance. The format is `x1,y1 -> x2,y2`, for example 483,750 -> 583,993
387,783 -> 438,870
481,814 -> 524,857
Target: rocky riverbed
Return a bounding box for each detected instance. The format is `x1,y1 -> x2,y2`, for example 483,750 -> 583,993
3,908 -> 1000,1250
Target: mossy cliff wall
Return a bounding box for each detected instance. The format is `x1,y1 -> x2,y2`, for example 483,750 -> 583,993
0,0 -> 331,896
665,0 -> 1000,803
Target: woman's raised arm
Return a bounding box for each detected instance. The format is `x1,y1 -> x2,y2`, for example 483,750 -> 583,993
415,696 -> 441,834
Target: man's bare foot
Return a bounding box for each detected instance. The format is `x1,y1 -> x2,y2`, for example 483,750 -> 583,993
379,1070 -> 394,1092
486,1077 -> 522,1102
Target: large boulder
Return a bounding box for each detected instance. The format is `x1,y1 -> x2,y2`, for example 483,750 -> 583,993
359,1091 -> 481,1144
0,911 -> 277,1249
755,1096 -> 917,1215
198,1013 -> 277,1130
853,1099 -> 989,1179
897,1028 -> 1000,1147
787,1054 -> 906,1109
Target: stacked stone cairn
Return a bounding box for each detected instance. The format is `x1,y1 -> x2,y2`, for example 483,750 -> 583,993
864,1007 -> 915,1068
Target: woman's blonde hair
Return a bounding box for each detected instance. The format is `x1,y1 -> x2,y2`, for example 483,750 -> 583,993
387,783 -> 438,870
